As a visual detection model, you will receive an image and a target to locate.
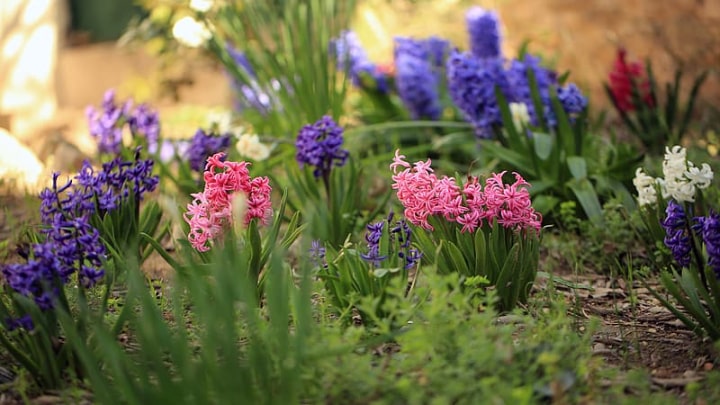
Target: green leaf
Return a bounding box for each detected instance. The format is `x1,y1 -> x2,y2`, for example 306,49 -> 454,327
532,132 -> 554,160
566,178 -> 604,224
566,156 -> 587,180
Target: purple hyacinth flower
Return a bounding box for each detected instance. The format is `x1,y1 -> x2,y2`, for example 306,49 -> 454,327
662,200 -> 692,268
395,53 -> 442,120
505,54 -> 558,127
466,7 -> 502,59
128,103 -> 161,152
186,129 -> 232,172
86,89 -> 132,154
557,83 -> 588,116
695,212 -> 720,278
295,116 -> 349,179
309,240 -> 328,269
331,30 -> 391,94
361,221 -> 388,266
447,50 -> 510,138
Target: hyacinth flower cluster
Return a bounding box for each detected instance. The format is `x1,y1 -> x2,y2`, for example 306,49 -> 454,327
393,36 -> 446,121
295,115 -> 349,181
447,7 -> 588,137
390,150 -> 541,311
633,145 -> 713,207
2,149 -> 159,328
390,150 -> 541,233
330,30 -> 392,94
86,89 -> 161,154
607,48 -> 654,113
185,152 -> 273,252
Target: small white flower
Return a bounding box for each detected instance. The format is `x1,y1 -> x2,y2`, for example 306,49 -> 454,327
685,162 -> 714,190
190,0 -> 213,13
206,110 -> 233,134
509,102 -> 530,130
172,16 -> 211,48
236,134 -> 270,161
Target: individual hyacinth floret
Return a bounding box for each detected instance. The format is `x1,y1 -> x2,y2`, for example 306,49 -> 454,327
184,152 -> 273,252
465,6 -> 502,59
390,150 -> 541,233
186,128 -> 233,172
295,116 -> 349,179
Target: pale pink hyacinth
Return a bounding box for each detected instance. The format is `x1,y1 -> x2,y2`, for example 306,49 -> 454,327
185,152 -> 273,251
390,150 -> 541,234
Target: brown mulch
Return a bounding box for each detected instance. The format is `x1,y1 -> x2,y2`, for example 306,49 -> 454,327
539,270 -> 717,396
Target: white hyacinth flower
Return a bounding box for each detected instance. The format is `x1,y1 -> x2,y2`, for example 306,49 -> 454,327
190,0 -> 213,13
509,102 -> 530,130
172,16 -> 211,48
662,145 -> 687,182
685,162 -> 714,190
236,134 -> 271,161
633,168 -> 658,206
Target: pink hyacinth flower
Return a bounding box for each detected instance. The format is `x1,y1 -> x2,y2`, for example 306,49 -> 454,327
185,152 -> 273,251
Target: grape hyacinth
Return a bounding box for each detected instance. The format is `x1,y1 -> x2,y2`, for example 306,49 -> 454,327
309,240 -> 328,269
662,200 -> 692,268
295,116 -> 349,180
128,103 -> 161,153
184,152 -> 273,252
446,50 -> 510,138
465,6 -> 502,59
186,128 -> 232,172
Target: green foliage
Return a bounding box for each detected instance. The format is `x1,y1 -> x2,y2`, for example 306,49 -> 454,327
58,243 -> 315,404
412,215 -> 540,313
208,0 -> 357,138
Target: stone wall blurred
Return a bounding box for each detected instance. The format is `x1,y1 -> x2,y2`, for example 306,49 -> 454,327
0,0 -> 68,140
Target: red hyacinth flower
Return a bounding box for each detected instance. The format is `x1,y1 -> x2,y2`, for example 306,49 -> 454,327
608,48 -> 654,112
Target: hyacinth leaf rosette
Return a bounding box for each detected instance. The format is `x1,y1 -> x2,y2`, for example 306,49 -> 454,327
390,150 -> 541,312
312,213 -> 422,325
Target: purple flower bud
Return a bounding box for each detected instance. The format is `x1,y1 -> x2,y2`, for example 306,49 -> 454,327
466,7 -> 502,59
